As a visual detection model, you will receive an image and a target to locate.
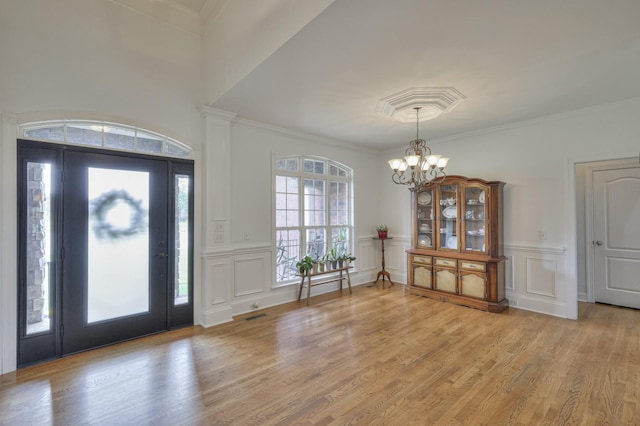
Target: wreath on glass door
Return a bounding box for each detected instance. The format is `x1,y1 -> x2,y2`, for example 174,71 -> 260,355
91,190 -> 147,239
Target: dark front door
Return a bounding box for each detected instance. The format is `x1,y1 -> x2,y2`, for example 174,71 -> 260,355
61,151 -> 169,354
18,141 -> 194,366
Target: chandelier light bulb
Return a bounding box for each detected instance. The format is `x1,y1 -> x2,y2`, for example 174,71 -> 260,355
437,157 -> 449,168
405,155 -> 420,167
427,155 -> 441,166
388,159 -> 403,170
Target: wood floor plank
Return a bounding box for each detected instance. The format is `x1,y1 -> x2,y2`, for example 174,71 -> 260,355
2,284 -> 640,424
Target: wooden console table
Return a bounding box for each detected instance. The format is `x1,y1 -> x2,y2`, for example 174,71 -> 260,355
297,266 -> 352,305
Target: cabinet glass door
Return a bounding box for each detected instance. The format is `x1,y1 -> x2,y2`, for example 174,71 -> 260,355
438,183 -> 458,250
416,189 -> 434,248
463,185 -> 487,253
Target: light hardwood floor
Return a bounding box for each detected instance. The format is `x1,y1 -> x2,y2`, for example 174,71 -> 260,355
1,284 -> 639,425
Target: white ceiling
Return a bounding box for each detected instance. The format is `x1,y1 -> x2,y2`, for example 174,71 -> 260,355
118,0 -> 640,150
209,0 -> 640,150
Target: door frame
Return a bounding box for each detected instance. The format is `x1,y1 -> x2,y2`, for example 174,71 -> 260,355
582,157 -> 640,303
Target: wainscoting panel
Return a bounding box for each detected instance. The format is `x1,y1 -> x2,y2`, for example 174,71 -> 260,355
526,257 -> 557,297
358,236 -> 378,272
202,252 -> 232,306
233,246 -> 271,297
504,243 -> 568,317
201,250 -> 234,327
505,255 -> 515,291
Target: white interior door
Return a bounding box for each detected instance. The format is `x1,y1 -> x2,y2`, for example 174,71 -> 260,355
593,167 -> 640,308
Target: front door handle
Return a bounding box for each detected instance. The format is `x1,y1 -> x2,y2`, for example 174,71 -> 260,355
157,252 -> 168,257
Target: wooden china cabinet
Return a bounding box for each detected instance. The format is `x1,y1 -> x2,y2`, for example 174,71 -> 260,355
406,176 -> 508,312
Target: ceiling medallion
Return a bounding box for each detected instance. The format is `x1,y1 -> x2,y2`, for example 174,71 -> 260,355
375,86 -> 466,123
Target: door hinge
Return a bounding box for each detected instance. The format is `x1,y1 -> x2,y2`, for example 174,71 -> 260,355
61,247 -> 65,261
60,324 -> 64,337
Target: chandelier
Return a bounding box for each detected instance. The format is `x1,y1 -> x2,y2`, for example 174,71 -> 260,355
387,107 -> 449,190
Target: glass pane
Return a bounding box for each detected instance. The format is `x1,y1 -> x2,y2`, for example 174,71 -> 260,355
137,131 -> 164,154
286,159 -> 298,171
287,176 -> 299,192
166,143 -> 191,157
417,189 -> 434,248
331,227 -> 349,258
275,175 -> 287,192
25,162 -> 52,335
304,159 -> 324,175
304,179 -> 325,226
304,159 -> 314,173
286,211 -> 299,227
174,175 -> 190,305
306,228 -> 326,261
276,158 -> 299,171
88,168 -> 149,323
465,186 -> 486,252
24,126 -> 65,142
104,131 -> 135,151
276,175 -> 299,227
67,123 -> 102,146
330,181 -> 348,226
329,164 -> 348,177
276,229 -> 300,282
439,184 -> 458,250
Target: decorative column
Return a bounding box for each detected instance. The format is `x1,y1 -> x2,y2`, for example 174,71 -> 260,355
200,106 -> 237,326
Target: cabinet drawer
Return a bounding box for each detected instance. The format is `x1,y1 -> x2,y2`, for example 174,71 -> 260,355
460,261 -> 486,272
434,257 -> 457,268
412,255 -> 432,265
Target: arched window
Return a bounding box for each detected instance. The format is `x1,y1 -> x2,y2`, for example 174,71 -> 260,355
274,156 -> 353,284
21,121 -> 191,158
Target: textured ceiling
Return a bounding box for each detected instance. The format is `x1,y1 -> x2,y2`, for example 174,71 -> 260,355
211,0 -> 640,149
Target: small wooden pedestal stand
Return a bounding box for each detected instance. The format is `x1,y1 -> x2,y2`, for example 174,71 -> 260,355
373,237 -> 394,289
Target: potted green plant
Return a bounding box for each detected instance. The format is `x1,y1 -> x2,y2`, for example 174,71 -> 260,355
322,253 -> 331,271
345,253 -> 356,267
376,224 -> 388,239
296,255 -> 314,276
327,249 -> 338,270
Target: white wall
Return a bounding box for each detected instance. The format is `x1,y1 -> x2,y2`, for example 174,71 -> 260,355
197,115 -> 385,326
380,97 -> 640,318
0,0 -> 203,144
0,0 -> 203,374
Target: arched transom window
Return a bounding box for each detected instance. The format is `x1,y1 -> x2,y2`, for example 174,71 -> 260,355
21,120 -> 191,158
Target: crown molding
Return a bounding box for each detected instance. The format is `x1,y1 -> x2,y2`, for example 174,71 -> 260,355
231,115 -> 378,155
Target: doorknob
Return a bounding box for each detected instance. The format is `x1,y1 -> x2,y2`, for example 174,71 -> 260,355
594,241 -> 603,246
